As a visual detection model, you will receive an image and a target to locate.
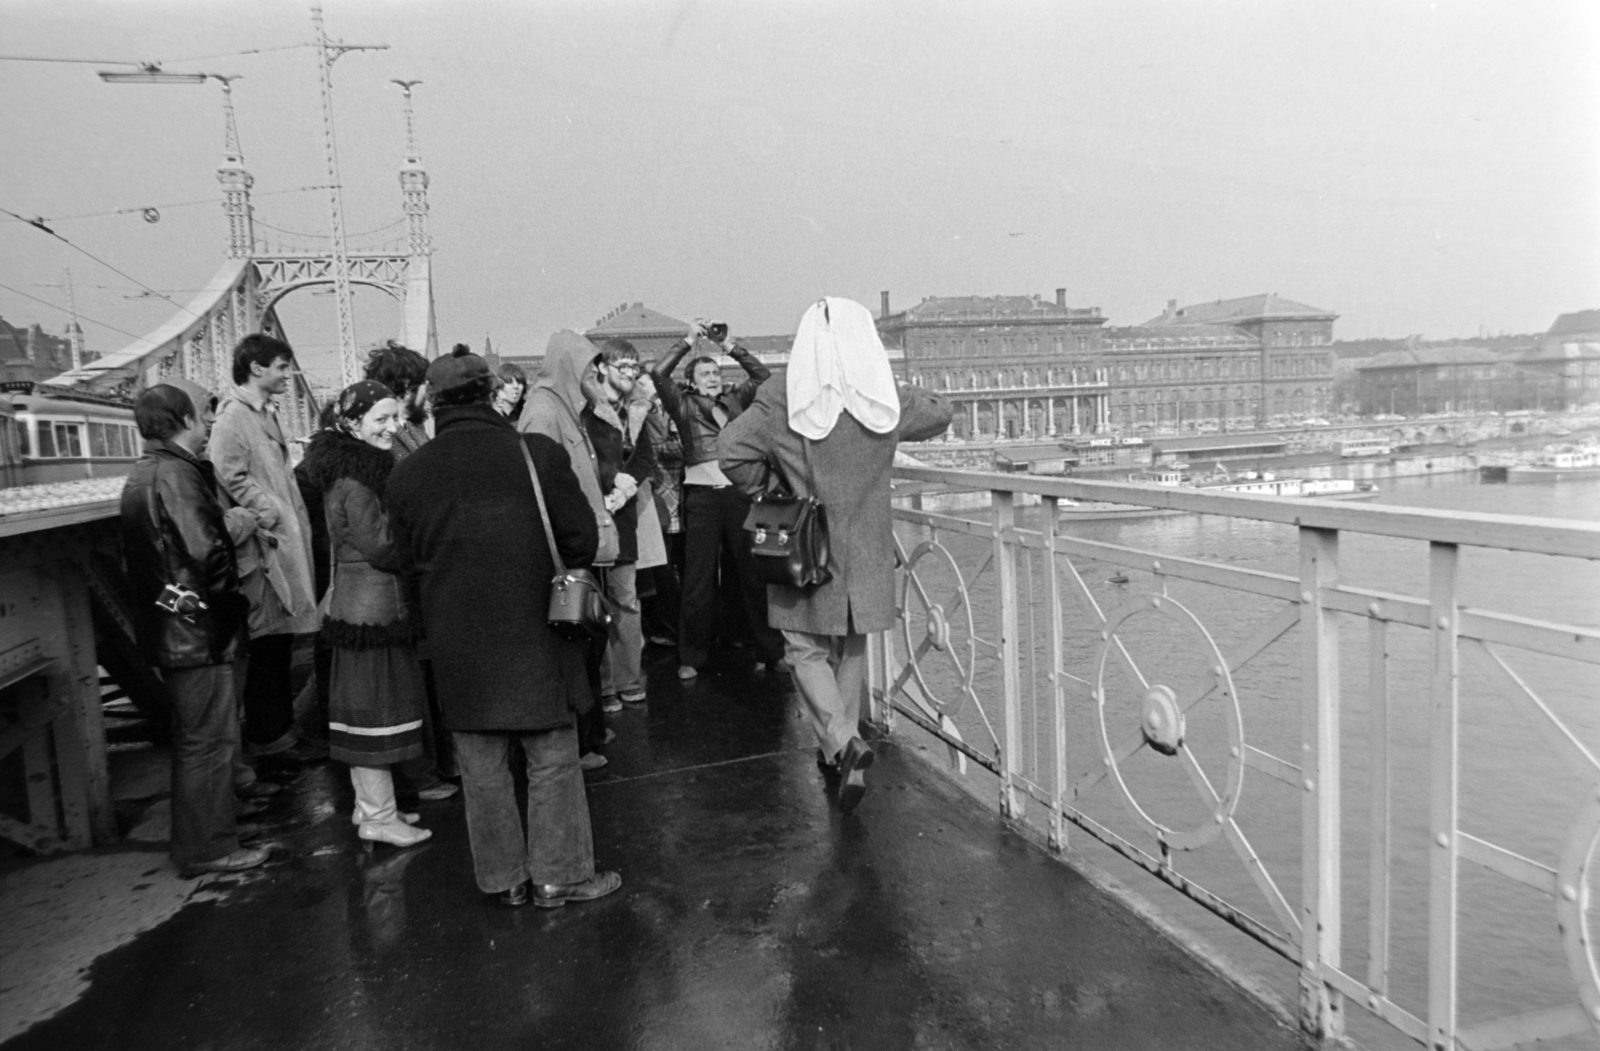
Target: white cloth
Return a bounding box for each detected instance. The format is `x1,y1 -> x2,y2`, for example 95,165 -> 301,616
786,297 -> 901,440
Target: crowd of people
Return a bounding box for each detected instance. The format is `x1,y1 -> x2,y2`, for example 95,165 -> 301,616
118,298 -> 951,906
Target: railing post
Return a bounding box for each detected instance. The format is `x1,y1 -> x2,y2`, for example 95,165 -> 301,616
992,489 -> 1024,819
1043,496 -> 1067,850
1298,526 -> 1344,1041
1428,543 -> 1461,1051
1365,611 -> 1392,999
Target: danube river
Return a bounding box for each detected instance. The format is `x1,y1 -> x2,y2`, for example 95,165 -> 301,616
891,470 -> 1600,1048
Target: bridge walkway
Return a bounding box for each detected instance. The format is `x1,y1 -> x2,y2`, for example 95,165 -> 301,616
1,648 -> 1298,1050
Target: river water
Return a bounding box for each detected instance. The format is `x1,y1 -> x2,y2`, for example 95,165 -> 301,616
890,470 -> 1600,1047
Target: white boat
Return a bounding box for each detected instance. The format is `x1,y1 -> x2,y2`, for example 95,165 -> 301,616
1507,445 -> 1600,483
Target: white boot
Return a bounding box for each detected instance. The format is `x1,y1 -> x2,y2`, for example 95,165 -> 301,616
350,766 -> 431,848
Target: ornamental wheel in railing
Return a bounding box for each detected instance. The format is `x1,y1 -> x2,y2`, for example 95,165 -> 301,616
891,539 -> 1001,761
1093,592 -> 1245,852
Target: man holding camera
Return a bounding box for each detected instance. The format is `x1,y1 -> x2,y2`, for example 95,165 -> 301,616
650,320 -> 784,681
121,384 -> 269,877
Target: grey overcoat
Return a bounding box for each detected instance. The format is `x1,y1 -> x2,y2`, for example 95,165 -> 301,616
720,376 -> 951,636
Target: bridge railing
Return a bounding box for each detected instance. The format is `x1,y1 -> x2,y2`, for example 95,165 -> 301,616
870,465 -> 1600,1049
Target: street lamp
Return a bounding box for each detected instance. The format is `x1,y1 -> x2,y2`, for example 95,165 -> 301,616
98,69 -> 208,84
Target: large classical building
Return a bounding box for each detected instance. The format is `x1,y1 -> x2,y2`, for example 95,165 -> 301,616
878,291 -> 1338,440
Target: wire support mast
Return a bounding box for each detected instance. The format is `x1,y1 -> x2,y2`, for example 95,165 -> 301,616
309,4 -> 387,386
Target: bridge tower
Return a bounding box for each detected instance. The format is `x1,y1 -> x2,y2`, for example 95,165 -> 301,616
45,76 -> 439,437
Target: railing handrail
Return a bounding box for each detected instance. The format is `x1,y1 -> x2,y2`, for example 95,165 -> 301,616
892,465 -> 1600,561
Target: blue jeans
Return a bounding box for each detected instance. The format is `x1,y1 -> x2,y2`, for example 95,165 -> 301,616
452,724 -> 595,894
600,563 -> 643,699
165,659 -> 245,867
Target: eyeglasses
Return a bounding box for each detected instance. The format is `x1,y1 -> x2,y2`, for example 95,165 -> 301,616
608,362 -> 641,374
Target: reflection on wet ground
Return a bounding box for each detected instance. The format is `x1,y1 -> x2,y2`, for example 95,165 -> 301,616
2,650 -> 1297,1050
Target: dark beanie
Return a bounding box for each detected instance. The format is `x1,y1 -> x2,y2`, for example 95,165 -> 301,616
425,343 -> 492,394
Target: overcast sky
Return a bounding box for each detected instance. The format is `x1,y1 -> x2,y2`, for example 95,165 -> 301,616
3,0 -> 1597,390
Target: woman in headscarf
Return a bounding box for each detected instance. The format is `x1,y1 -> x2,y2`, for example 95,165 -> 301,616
300,380 -> 432,847
720,297 -> 953,811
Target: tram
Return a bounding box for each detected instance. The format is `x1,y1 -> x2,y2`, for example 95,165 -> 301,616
0,385 -> 140,487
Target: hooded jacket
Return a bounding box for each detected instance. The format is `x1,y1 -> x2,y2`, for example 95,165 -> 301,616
517,330 -> 619,564
582,393 -> 655,565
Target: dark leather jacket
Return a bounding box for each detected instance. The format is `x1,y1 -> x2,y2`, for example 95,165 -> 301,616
119,440 -> 249,670
650,341 -> 770,469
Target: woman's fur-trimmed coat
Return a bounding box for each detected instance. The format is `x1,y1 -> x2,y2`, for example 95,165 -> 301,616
299,429 -> 415,649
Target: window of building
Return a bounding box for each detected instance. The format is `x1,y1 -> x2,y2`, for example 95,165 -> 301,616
1054,337 -> 1064,355
1077,336 -> 1087,351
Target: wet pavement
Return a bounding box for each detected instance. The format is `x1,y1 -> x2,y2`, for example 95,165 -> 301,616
2,648 -> 1300,1050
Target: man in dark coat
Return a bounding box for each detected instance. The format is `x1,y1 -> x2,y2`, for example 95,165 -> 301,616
651,320 -> 784,679
121,384 -> 269,877
387,347 -> 621,908
721,297 -> 952,810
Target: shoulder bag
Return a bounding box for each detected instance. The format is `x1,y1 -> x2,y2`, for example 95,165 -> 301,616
741,436 -> 833,589
520,438 -> 613,641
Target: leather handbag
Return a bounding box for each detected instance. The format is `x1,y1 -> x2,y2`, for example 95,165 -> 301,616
742,437 -> 833,589
521,439 -> 612,641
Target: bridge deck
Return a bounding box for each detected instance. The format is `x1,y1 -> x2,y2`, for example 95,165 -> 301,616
2,648 -> 1297,1050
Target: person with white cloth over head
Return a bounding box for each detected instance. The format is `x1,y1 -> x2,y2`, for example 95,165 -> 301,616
720,297 -> 952,810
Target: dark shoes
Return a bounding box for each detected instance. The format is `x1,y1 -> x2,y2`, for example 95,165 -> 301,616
837,737 -> 875,812
498,882 -> 530,907
533,870 -> 623,908
180,845 -> 270,879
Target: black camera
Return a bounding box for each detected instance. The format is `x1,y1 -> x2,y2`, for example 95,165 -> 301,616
155,583 -> 208,618
704,321 -> 728,343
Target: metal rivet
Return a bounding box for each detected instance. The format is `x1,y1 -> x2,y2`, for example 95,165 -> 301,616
1151,560 -> 1162,572
1101,631 -> 1109,641
1215,813 -> 1225,824
1436,833 -> 1450,848
1230,746 -> 1239,758
1564,884 -> 1579,902
1367,602 -> 1382,617
1437,616 -> 1450,629
1301,590 -> 1315,603
1368,995 -> 1379,1010
1212,665 -> 1224,677
1150,596 -> 1162,608
1103,757 -> 1111,767
1303,779 -> 1314,791
1302,743 -> 1311,753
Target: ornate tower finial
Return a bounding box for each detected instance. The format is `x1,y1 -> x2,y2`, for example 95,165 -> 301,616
214,75 -> 254,259
390,80 -> 430,258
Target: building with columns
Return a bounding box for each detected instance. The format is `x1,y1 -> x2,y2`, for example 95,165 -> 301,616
879,290 -> 1338,439
876,290 -> 1111,441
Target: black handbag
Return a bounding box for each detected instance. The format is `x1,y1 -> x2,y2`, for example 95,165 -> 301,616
521,439 -> 612,641
741,437 -> 833,589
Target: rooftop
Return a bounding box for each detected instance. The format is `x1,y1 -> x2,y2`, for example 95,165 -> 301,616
586,302 -> 689,337
1548,308 -> 1600,338
1353,345 -> 1509,370
1142,293 -> 1337,327
891,294 -> 1103,324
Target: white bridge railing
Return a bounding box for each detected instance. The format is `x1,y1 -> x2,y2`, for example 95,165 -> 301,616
868,465 -> 1600,1049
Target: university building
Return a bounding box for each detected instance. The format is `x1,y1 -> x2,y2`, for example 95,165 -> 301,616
878,291 -> 1338,440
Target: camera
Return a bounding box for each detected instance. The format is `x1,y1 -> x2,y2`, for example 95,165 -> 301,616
704,321 -> 729,343
155,583 -> 208,618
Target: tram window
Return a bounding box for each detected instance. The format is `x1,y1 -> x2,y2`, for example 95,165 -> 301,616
17,422 -> 30,457
128,425 -> 142,454
55,423 -> 83,457
36,423 -> 55,457
89,422 -> 109,458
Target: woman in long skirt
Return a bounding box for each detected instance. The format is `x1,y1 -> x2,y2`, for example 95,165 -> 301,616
301,380 -> 431,847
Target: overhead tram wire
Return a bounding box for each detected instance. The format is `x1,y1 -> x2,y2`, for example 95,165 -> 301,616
0,206 -> 207,324
0,280 -> 147,341
0,185 -> 335,226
